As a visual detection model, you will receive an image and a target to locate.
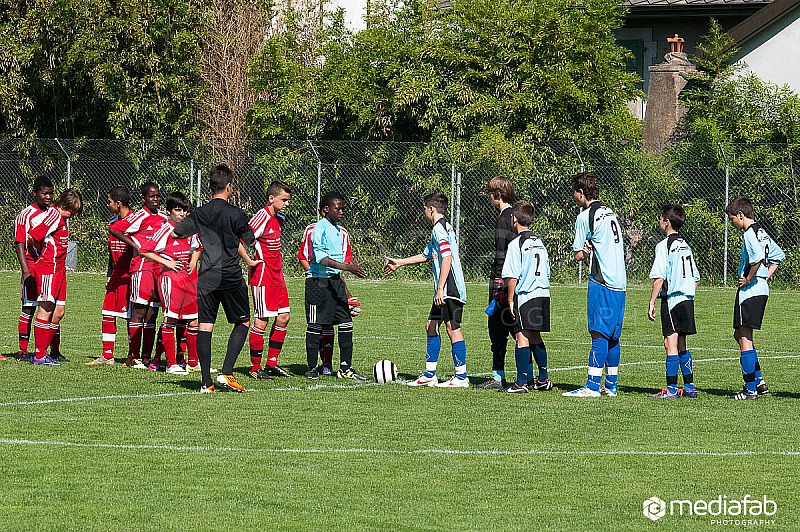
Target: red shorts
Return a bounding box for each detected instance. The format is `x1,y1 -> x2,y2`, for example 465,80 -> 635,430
36,269 -> 66,306
21,262 -> 39,307
158,271 -> 198,320
130,270 -> 161,307
251,283 -> 290,318
102,271 -> 131,318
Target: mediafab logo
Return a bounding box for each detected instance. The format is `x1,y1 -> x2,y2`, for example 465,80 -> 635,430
643,495 -> 777,523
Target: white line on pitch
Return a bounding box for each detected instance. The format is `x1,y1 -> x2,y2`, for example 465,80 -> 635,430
0,438 -> 796,457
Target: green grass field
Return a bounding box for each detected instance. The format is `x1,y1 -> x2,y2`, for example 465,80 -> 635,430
0,271 -> 797,531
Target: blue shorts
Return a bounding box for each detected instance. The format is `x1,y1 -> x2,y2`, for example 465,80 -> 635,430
587,280 -> 626,340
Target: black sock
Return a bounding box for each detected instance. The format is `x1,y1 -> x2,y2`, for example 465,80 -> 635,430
338,322 -> 353,369
222,323 -> 248,375
197,331 -> 213,388
306,324 -> 322,368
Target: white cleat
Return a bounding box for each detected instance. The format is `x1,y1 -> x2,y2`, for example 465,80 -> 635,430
562,385 -> 602,397
435,376 -> 470,388
166,364 -> 190,375
407,374 -> 439,387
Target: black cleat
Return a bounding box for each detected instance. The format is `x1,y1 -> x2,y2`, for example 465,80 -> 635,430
52,353 -> 69,363
248,368 -> 273,380
268,365 -> 292,378
756,380 -> 769,396
731,388 -> 758,400
500,383 -> 528,394
474,379 -> 504,390
304,366 -> 320,380
528,378 -> 554,391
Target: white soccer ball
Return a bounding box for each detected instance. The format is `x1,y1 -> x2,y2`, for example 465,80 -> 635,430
372,360 -> 398,384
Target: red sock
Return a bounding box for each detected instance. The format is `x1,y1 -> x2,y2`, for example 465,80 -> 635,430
33,318 -> 53,359
101,316 -> 117,359
18,311 -> 32,354
176,323 -> 187,365
320,326 -> 335,366
186,325 -> 198,367
50,324 -> 61,355
249,324 -> 265,371
128,321 -> 143,359
266,324 -> 287,367
141,323 -> 156,362
161,324 -> 177,367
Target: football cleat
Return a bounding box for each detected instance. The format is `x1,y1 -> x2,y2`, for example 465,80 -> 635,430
199,385 -> 216,393
32,355 -> 61,366
147,361 -> 163,372
16,352 -> 31,362
337,367 -> 369,382
216,374 -> 245,392
52,353 -> 69,363
562,386 -> 601,397
85,356 -> 115,366
166,364 -> 189,375
529,378 -> 553,391
601,384 -> 618,397
756,380 -> 769,396
407,374 -> 438,387
320,364 -> 334,376
268,365 -> 292,378
500,383 -> 528,394
0,354 -> 6,361
679,387 -> 698,398
435,376 -> 470,388
304,366 -> 320,380
474,379 -> 504,390
124,358 -> 148,369
730,389 -> 758,400
648,387 -> 680,399
248,368 -> 273,380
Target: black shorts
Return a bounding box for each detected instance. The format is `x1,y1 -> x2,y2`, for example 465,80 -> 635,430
305,277 -> 352,326
428,299 -> 464,329
198,278 -> 250,325
660,299 -> 697,336
734,292 -> 768,330
513,295 -> 550,333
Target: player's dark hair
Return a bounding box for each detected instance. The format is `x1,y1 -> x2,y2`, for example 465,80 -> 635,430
423,191 -> 448,213
55,188 -> 83,216
33,176 -> 53,192
512,201 -> 535,227
661,204 -> 685,230
572,172 -> 599,201
487,176 -> 515,203
320,191 -> 346,209
140,182 -> 159,197
726,196 -> 754,219
165,191 -> 191,213
267,180 -> 292,198
209,164 -> 234,194
109,185 -> 130,207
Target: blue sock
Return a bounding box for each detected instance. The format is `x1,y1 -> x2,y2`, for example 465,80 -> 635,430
679,349 -> 695,392
452,340 -> 467,379
424,336 -> 440,378
605,338 -> 620,388
526,360 -> 534,383
587,337 -> 608,391
740,349 -> 757,393
666,354 -> 680,394
754,358 -> 763,383
532,342 -> 548,381
491,370 -> 506,383
514,347 -> 530,386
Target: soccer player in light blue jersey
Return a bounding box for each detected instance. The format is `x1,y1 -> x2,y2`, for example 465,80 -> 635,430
647,205 -> 700,398
385,191 -> 469,388
563,172 -> 627,398
726,197 -> 785,400
500,201 -> 553,394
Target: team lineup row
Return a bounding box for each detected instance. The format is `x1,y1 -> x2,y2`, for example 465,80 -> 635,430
9,168 -> 784,399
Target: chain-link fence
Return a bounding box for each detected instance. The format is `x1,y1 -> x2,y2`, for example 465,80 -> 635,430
3,138 -> 799,286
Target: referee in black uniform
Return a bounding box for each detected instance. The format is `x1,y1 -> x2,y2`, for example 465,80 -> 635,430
173,164 -> 255,392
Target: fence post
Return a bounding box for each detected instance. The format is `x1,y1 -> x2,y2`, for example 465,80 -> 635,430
719,144 -> 730,285
179,139 -> 194,205
441,141 -> 456,218
455,171 -> 462,243
308,140 -> 322,219
55,138 -> 71,189
571,140 -> 585,283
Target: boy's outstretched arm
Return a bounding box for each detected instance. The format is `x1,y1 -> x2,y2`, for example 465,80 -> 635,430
434,255 -> 453,306
384,254 -> 427,273
109,227 -> 138,250
648,278 -> 665,321
320,257 -> 367,278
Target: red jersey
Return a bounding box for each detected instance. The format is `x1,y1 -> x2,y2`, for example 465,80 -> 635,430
29,207 -> 69,274
139,220 -> 201,275
15,203 -> 49,265
108,210 -> 140,274
248,207 -> 285,286
126,208 -> 168,273
297,222 -> 353,263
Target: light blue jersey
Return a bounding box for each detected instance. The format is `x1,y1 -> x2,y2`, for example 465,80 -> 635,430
310,217 -> 347,278
423,218 -> 467,303
573,201 -> 627,291
738,222 -> 785,301
501,230 -> 550,305
650,233 -> 700,311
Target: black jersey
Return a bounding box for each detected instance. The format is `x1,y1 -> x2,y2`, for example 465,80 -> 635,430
491,206 -> 515,280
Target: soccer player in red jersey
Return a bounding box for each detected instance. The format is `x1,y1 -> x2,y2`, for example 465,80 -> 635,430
87,186 -> 137,365
138,192 -> 201,376
12,177 -> 55,362
110,183 -> 167,369
28,189 -> 83,365
246,181 -> 293,379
